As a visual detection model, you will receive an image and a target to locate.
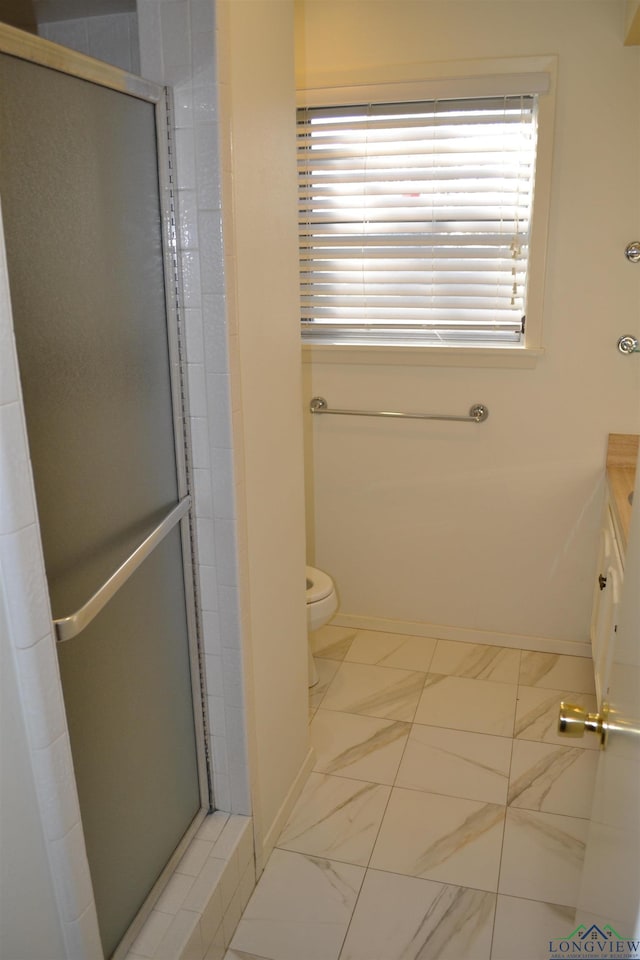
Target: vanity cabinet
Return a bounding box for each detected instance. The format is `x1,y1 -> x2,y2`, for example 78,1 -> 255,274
590,433 -> 638,709
590,494 -> 624,708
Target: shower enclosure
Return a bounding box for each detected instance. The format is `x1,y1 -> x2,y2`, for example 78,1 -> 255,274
0,30 -> 210,960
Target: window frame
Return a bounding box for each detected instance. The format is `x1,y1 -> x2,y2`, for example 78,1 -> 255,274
297,56 -> 557,368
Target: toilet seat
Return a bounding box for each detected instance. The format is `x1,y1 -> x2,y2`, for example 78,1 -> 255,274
306,566 -> 333,603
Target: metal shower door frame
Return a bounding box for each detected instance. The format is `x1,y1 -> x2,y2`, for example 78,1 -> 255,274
0,22 -> 212,959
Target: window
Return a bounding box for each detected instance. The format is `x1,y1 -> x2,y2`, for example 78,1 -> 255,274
297,66 -> 554,358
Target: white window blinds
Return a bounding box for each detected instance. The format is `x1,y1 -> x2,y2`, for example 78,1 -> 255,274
297,95 -> 538,346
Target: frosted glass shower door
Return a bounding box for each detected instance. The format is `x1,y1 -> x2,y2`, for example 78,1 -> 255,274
0,48 -> 207,959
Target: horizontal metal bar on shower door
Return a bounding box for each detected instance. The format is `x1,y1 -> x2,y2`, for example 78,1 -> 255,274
309,396 -> 489,423
53,496 -> 192,643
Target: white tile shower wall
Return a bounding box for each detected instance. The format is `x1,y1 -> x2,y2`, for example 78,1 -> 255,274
136,0 -> 251,817
0,230 -> 103,956
39,13 -> 141,75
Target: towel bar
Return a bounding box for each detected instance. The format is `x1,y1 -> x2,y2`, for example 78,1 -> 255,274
309,397 -> 489,423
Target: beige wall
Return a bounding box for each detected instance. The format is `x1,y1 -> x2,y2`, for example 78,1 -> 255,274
298,0 -> 640,647
218,0 -> 310,863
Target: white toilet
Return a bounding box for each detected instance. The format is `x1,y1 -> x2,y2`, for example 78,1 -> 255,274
306,565 -> 338,687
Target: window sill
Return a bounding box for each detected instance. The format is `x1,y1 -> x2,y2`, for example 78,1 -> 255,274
302,342 -> 544,369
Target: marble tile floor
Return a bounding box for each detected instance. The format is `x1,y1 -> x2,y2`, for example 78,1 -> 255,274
225,626 -> 599,960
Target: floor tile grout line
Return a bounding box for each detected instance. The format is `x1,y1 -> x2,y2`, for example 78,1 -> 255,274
489,734 -> 517,959
335,654 -> 436,960
487,648 -> 520,948
333,638 -> 432,960
332,644 -> 509,957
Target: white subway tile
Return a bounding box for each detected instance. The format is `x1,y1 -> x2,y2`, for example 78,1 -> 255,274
217,585 -> 240,647
198,213 -> 225,294
219,856 -> 239,914
205,654 -> 224,697
88,14 -> 134,72
182,856 -> 225,913
199,566 -> 217,613
238,859 -> 256,913
180,250 -> 204,316
224,279 -> 238,335
127,13 -> 141,75
183,919 -> 204,960
211,772 -> 231,813
202,296 -> 229,374
227,732 -> 251,816
203,921 -> 225,960
186,363 -> 207,417
175,128 -> 197,191
48,822 -> 95,922
0,315 -> 19,406
176,838 -> 214,878
195,123 -> 221,210
192,30 -> 216,87
221,887 -> 242,947
192,76 -> 218,121
193,468 -> 213,519
43,18 -> 89,54
32,733 -> 81,841
211,460 -> 235,523
184,305 -> 204,362
0,524 -> 51,649
229,775 -> 251,820
130,908 -> 174,958
212,734 -> 228,777
172,80 -> 195,130
62,901 -> 103,960
0,402 -> 36,535
205,376 -> 232,450
190,417 -> 210,470
15,634 -> 67,750
137,0 -> 165,83
190,0 -> 215,38
156,909 -> 201,960
195,517 -> 216,568
154,871 -> 196,915
199,883 -> 223,957
177,190 -> 200,250
201,609 -> 221,656
211,817 -> 250,865
160,0 -> 191,69
161,62 -> 193,90
213,519 -> 237,587
196,812 -> 229,844
221,648 -> 243,707
208,695 -> 227,734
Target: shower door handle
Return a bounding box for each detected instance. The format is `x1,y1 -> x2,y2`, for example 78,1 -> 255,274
53,495 -> 191,643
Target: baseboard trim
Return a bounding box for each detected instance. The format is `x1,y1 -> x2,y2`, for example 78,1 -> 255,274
257,746 -> 316,876
331,613 -> 592,659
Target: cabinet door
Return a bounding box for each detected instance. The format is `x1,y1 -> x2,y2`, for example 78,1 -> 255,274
592,510 -> 624,708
